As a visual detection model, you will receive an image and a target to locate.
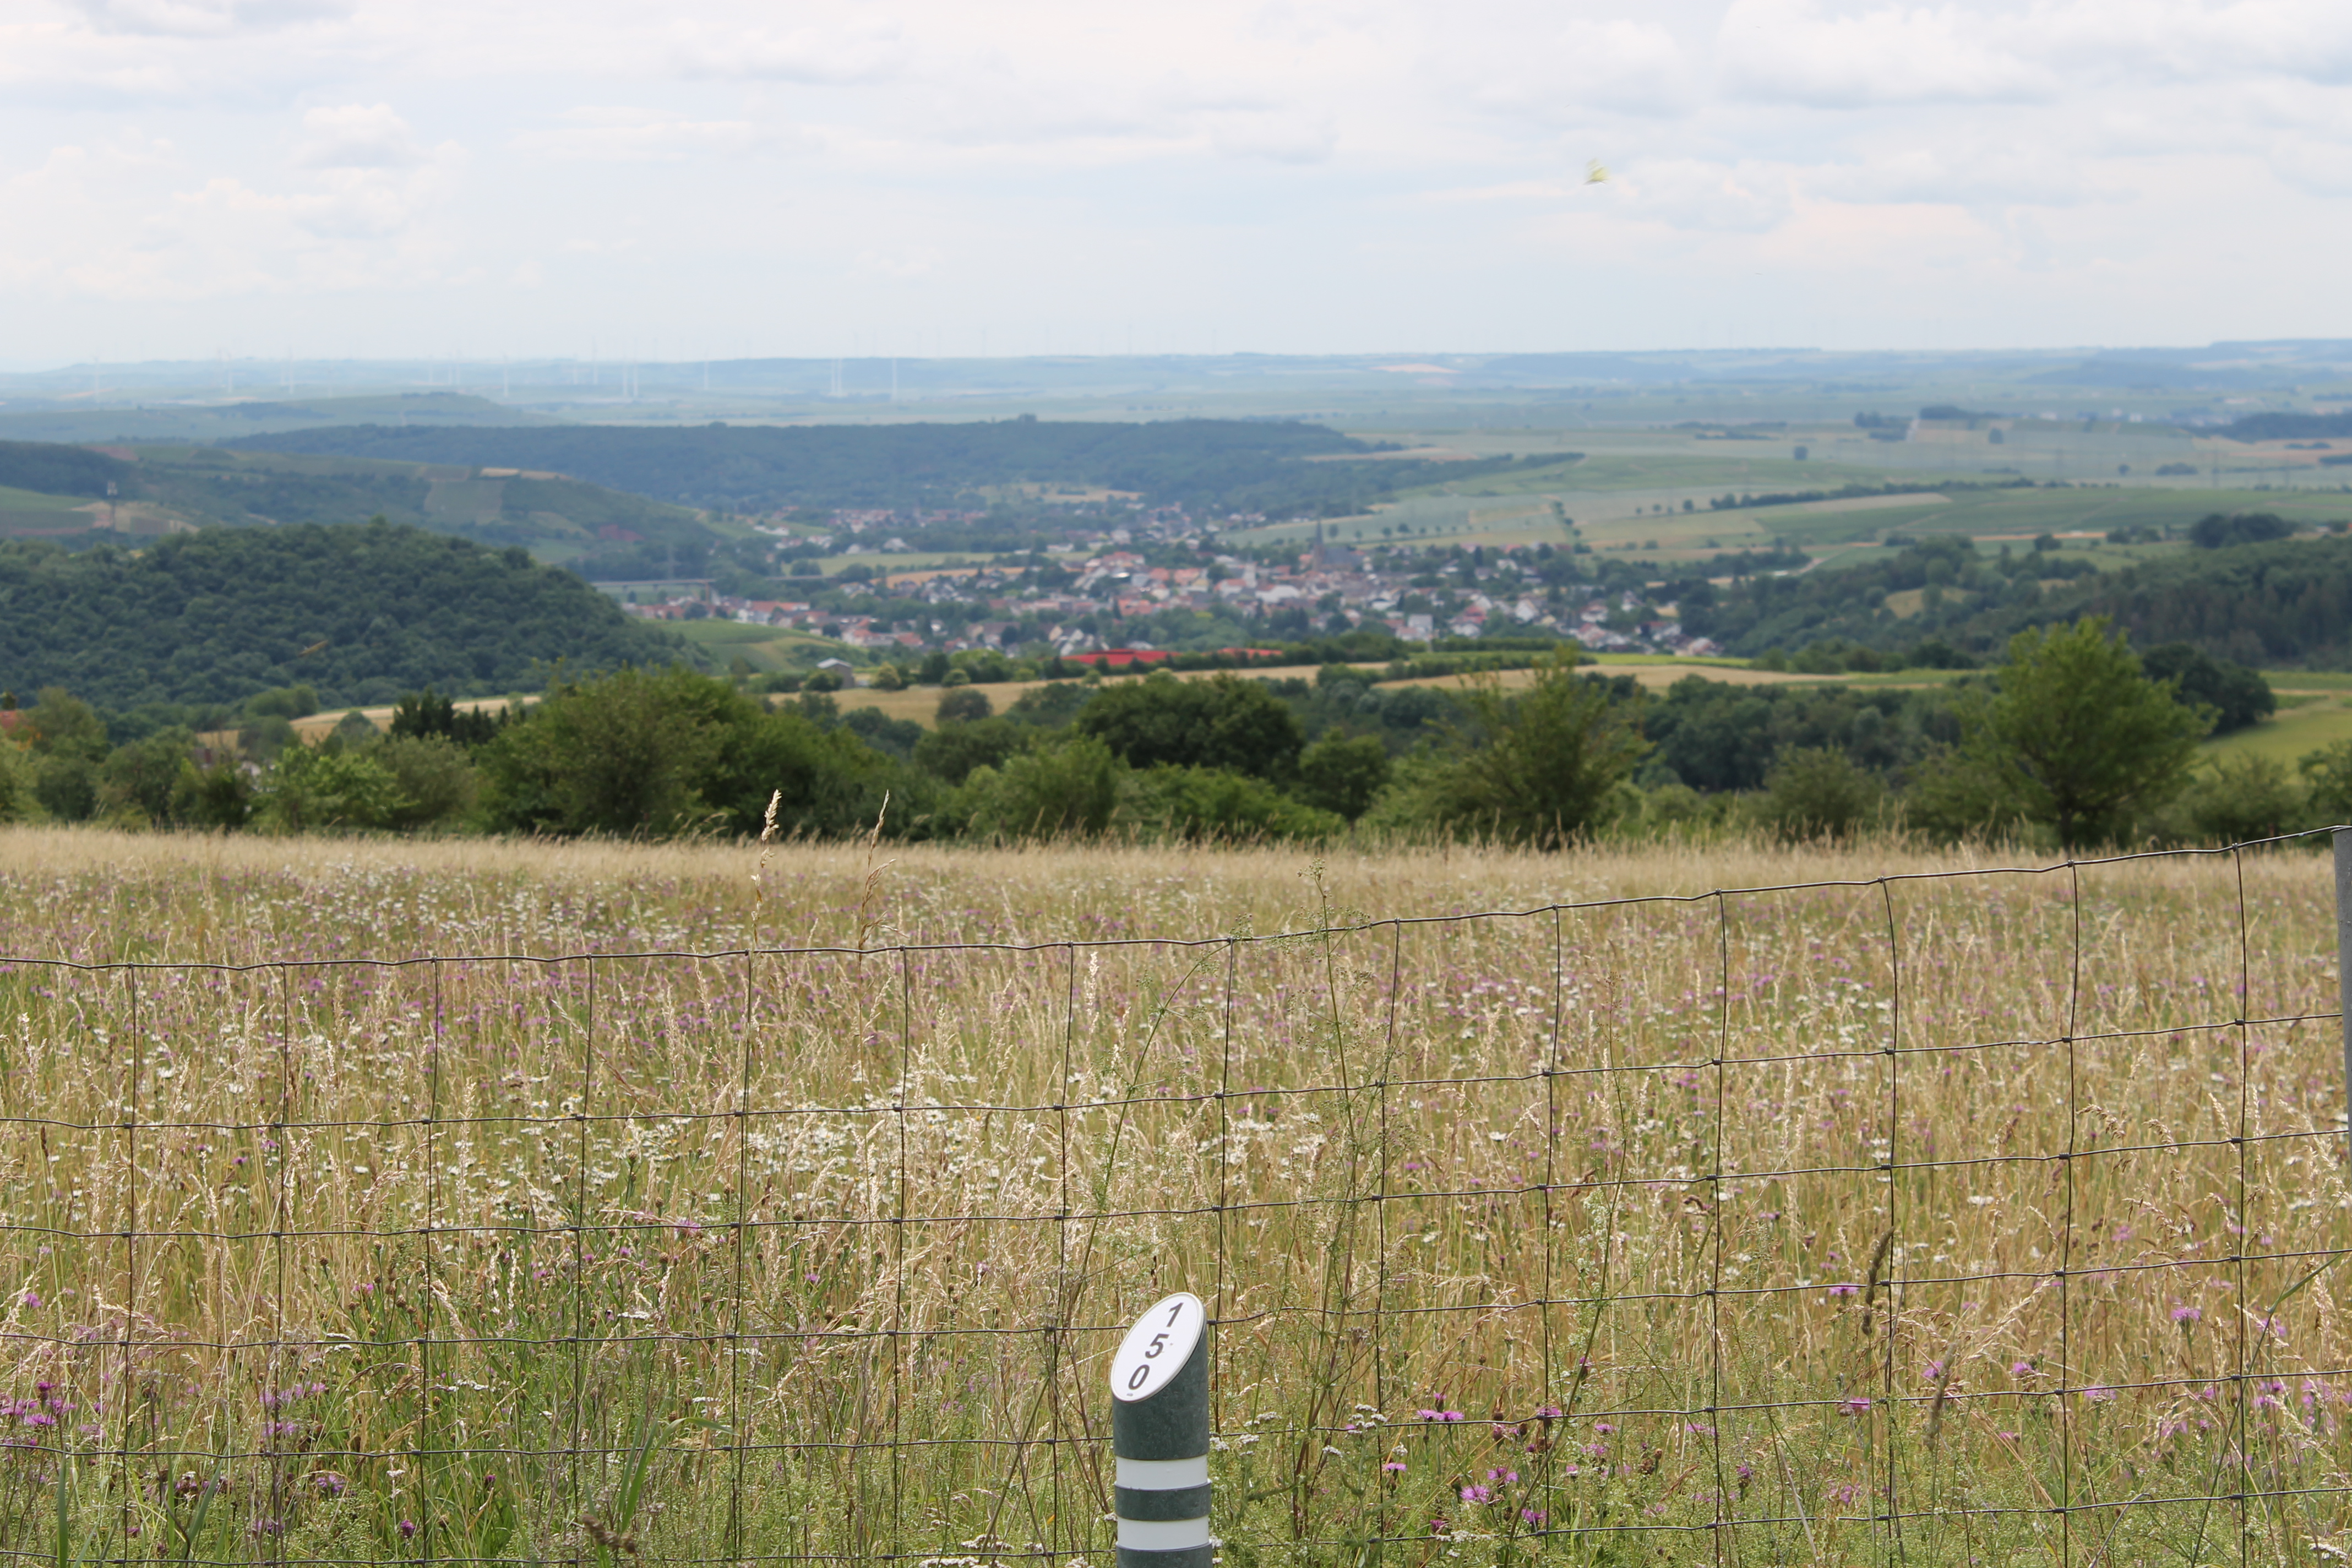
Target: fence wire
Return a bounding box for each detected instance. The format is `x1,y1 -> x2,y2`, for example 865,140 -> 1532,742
0,832 -> 2346,1566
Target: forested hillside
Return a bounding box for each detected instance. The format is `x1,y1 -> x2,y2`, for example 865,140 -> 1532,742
1691,531 -> 2352,668
0,521 -> 688,710
0,439 -> 721,576
1976,535 -> 2352,666
221,418 -> 1555,518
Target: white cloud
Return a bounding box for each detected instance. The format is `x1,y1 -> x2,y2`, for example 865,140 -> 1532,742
1810,140 -> 2105,208
63,0 -> 348,38
512,107 -> 787,162
0,0 -> 2348,352
1716,0 -> 2058,107
2268,137 -> 2352,195
1611,157 -> 1793,231
667,19 -> 909,83
0,105 -> 461,301
294,102 -> 432,168
1478,19 -> 1696,119
1207,110 -> 1338,164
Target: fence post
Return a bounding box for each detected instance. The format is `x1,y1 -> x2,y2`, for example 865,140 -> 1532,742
1110,1292 -> 1211,1567
2339,830 -> 2352,1166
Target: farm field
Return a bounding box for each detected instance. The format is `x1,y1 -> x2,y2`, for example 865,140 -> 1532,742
1235,478 -> 2352,559
0,829 -> 2342,1565
670,618 -> 852,673
2208,687 -> 2352,766
807,655 -> 1842,728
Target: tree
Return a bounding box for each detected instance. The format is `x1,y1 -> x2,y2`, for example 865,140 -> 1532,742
97,729 -> 196,826
21,688 -> 108,763
2138,644 -> 2274,734
1294,732 -> 1390,820
1077,671 -> 1303,778
0,740 -> 35,824
477,665 -> 904,839
959,735 -> 1126,840
477,666 -> 736,835
1941,617 -> 2207,848
913,717 -> 1025,786
1411,653 -> 1648,848
937,687 -> 994,724
2188,512 -> 2295,550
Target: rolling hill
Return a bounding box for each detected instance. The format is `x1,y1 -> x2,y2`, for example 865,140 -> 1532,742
0,437 -> 721,574
0,391 -> 553,445
0,521 -> 694,711
217,418 -> 1558,518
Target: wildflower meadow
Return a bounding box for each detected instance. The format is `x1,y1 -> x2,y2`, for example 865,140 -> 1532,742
0,826 -> 2343,1566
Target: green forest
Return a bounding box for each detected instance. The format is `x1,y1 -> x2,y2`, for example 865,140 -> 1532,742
1692,529 -> 2352,667
0,521 -> 687,710
220,418 -> 1565,518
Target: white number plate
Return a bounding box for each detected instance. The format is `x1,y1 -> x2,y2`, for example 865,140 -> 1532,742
1109,1292 -> 1205,1403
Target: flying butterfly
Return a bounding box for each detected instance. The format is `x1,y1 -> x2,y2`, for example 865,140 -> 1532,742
297,639 -> 329,657
1585,160 -> 1611,185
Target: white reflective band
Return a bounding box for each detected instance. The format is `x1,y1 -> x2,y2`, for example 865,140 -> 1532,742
1116,1455 -> 1210,1490
1116,1517 -> 1211,1551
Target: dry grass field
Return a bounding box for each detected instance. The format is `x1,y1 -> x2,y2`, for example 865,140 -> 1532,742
0,828 -> 2344,1566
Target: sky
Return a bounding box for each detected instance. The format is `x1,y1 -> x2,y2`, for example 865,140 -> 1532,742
4,0 -> 2350,367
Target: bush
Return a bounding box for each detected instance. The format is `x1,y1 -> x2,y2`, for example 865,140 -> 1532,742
175,758 -> 253,831
259,744 -> 404,832
2300,741 -> 2352,827
0,742 -> 35,824
1131,765 -> 1342,843
1752,748 -> 1882,842
2179,754 -> 2304,845
1617,782 -> 1728,842
377,734 -> 479,830
958,735 -> 1126,840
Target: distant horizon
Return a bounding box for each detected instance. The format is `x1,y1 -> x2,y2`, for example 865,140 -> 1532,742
9,336 -> 2352,375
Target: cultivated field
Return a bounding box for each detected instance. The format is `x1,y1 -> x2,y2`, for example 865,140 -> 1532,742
0,830 -> 2343,1566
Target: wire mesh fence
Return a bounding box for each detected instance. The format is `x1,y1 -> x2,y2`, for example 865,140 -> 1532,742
0,833 -> 2347,1566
